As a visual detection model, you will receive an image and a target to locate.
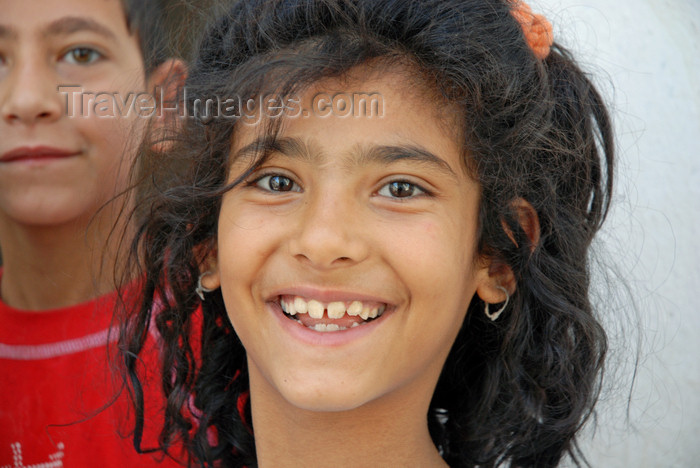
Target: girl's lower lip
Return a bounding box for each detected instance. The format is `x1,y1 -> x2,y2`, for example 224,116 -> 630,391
268,300 -> 392,347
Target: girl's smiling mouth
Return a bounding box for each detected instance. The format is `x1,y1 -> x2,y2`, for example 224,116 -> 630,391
278,295 -> 387,332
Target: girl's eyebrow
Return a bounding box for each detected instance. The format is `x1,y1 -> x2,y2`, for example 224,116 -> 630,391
234,136 -> 458,179
356,145 -> 458,179
234,136 -> 313,164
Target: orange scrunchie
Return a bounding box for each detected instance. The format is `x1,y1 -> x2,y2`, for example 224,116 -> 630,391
509,1 -> 553,60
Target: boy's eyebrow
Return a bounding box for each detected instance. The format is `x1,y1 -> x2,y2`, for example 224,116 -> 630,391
43,17 -> 118,41
235,136 -> 458,179
0,25 -> 18,40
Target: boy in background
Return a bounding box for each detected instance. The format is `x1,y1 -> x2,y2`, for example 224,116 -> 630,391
0,0 -> 186,465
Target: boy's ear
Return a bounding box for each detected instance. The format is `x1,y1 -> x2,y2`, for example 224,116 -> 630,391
147,59 -> 187,153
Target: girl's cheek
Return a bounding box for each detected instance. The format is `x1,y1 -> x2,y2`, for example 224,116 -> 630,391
220,201 -> 268,231
421,221 -> 439,242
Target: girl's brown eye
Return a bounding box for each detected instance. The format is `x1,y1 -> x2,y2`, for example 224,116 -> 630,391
255,174 -> 300,193
389,182 -> 414,198
269,175 -> 293,191
378,181 -> 425,199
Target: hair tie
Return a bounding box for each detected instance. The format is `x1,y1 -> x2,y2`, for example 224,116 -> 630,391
509,1 -> 553,60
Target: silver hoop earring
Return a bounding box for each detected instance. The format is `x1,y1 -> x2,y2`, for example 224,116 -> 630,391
195,271 -> 217,301
484,286 -> 510,321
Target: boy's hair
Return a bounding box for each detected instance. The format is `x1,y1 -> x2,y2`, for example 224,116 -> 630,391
121,0 -> 169,72
123,0 -> 223,71
121,1 -> 614,467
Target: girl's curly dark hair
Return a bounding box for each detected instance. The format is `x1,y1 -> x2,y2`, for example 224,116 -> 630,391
119,0 -> 614,466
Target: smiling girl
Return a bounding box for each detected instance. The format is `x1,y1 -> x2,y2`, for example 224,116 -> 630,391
121,0 -> 614,466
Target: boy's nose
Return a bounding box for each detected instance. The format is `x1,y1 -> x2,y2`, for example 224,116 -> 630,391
1,58 -> 63,125
290,191 -> 370,270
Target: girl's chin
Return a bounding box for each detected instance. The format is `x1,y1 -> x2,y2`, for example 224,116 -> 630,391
276,383 -> 377,414
248,356 -> 386,414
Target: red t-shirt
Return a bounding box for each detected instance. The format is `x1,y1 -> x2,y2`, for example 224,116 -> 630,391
0,276 -> 184,467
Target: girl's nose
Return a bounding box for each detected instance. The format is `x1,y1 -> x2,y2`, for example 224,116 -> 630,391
289,190 -> 370,270
1,57 -> 63,125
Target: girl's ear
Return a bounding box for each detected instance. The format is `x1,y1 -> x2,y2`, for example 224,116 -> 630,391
200,266 -> 221,291
476,198 -> 540,304
195,243 -> 221,290
147,59 -> 187,153
504,198 -> 541,253
475,259 -> 515,305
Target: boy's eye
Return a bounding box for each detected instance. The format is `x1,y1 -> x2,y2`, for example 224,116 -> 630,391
255,174 -> 301,193
377,181 -> 425,199
61,47 -> 103,65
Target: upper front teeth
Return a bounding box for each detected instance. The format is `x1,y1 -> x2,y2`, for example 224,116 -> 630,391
327,301 -> 346,319
281,296 -> 385,320
307,300 -> 324,319
347,301 -> 362,316
293,297 -> 307,314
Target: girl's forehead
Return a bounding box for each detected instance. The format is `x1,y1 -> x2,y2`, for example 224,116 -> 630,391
238,67 -> 460,143
228,68 -> 468,177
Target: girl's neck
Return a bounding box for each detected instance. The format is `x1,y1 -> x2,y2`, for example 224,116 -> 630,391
248,365 -> 448,468
0,210 -> 130,311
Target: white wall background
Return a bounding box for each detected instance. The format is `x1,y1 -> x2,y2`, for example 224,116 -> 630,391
529,0 -> 700,466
